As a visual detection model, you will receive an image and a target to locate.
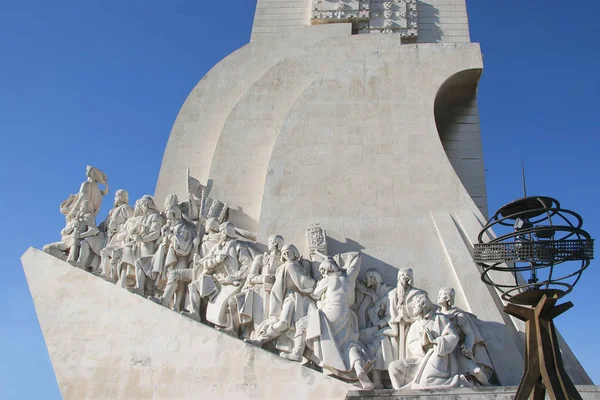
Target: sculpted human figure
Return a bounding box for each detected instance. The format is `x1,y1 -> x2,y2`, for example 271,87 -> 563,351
98,190 -> 135,279
224,234 -> 284,337
198,217 -> 220,256
67,166 -> 109,220
300,254 -> 374,390
437,287 -> 494,386
139,202 -> 195,308
186,222 -> 254,327
73,189 -> 134,273
366,268 -> 427,387
388,293 -> 471,390
118,195 -> 165,290
246,244 -> 315,353
43,200 -> 96,262
151,218 -> 219,310
354,268 -> 393,331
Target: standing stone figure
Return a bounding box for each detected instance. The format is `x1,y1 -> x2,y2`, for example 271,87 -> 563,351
366,268 -> 427,386
67,165 -> 109,220
76,189 -> 133,273
354,268 -> 394,331
437,287 -> 494,385
151,217 -> 221,310
186,222 -> 254,327
98,190 -> 135,279
118,195 -> 165,290
304,253 -> 375,390
246,244 -> 315,353
141,202 -> 195,309
388,293 -> 471,390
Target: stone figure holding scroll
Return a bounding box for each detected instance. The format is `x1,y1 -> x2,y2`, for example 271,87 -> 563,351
388,293 -> 471,390
437,287 -> 494,385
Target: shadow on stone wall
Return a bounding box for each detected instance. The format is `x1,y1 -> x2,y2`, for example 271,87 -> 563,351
417,1 -> 443,43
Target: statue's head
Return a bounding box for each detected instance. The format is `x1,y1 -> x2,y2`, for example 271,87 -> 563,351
410,293 -> 433,317
205,217 -> 219,233
397,268 -> 413,288
281,244 -> 300,262
165,203 -> 182,222
114,189 -> 128,206
85,165 -> 107,185
437,287 -> 455,307
219,222 -> 236,241
139,195 -> 158,215
267,234 -> 284,252
133,199 -> 144,217
319,257 -> 341,277
364,268 -> 383,288
164,194 -> 178,211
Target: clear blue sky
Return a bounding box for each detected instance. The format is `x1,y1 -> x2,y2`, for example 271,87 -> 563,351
0,1 -> 598,398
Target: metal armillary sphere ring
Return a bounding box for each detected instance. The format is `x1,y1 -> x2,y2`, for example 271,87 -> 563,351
473,196 -> 594,400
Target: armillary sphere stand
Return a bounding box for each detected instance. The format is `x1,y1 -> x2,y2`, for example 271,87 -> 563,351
473,196 -> 594,400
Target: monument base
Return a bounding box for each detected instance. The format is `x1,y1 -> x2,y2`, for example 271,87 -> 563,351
21,248 -> 352,400
346,386 -> 600,399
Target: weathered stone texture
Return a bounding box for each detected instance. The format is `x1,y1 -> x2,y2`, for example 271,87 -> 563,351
22,248 -> 352,400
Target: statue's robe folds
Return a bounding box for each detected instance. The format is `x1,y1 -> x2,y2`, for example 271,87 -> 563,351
253,259 -> 315,349
189,239 -> 253,327
389,311 -> 471,390
151,221 -> 195,291
237,251 -> 280,332
121,211 -> 165,284
304,253 -> 373,380
366,286 -> 427,372
443,308 -> 495,382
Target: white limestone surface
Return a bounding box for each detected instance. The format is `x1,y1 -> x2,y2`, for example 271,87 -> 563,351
21,247 -> 352,400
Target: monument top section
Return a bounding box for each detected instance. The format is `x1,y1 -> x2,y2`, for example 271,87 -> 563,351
252,0 -> 471,43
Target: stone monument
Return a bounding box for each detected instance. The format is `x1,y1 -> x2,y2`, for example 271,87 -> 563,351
22,1 -> 597,399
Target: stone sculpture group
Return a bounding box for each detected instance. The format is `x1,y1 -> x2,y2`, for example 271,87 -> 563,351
43,166 -> 496,390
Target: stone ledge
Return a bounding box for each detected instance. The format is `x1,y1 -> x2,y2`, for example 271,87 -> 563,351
346,386 -> 600,399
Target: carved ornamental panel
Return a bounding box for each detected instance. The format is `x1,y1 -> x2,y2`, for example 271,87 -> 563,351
312,0 -> 418,41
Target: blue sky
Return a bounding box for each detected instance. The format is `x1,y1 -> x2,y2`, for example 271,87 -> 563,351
0,0 -> 598,398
